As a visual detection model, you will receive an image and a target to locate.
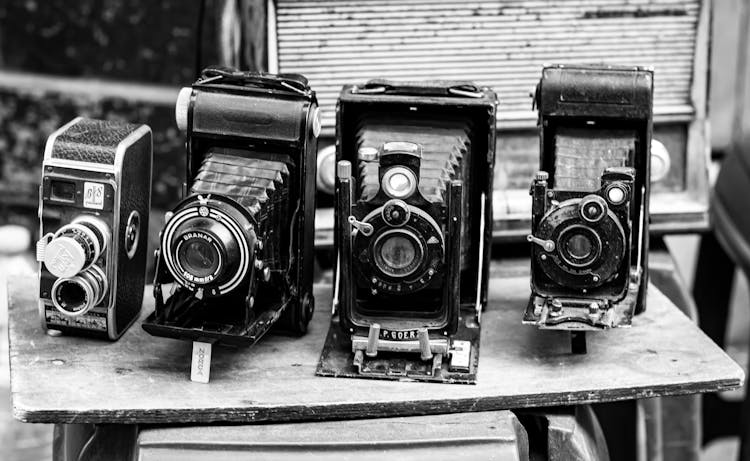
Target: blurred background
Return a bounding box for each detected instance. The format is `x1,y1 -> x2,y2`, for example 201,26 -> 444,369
0,0 -> 749,460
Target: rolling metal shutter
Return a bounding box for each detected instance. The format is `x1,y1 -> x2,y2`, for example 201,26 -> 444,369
273,0 -> 700,132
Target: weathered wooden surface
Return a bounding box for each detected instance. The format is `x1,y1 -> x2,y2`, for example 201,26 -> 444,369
8,269 -> 743,425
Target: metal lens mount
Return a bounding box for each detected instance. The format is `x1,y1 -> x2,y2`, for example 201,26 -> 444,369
51,265 -> 107,316
557,225 -> 602,269
162,197 -> 254,297
373,229 -> 424,278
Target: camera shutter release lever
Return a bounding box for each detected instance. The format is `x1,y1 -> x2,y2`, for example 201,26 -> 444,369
348,216 -> 374,236
527,234 -> 555,252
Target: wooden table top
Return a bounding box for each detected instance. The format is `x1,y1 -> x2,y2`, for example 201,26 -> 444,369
7,265 -> 744,424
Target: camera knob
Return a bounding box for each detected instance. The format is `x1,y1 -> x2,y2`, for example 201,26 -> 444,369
337,160 -> 352,180
175,87 -> 193,131
358,146 -> 379,162
535,171 -> 549,182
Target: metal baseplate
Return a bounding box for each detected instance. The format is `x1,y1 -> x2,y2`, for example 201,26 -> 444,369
316,308 -> 481,384
523,271 -> 642,332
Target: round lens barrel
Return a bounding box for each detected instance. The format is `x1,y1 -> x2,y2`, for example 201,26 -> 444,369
162,197 -> 256,296
177,236 -> 222,280
380,235 -> 417,270
565,233 -> 594,259
373,229 -> 424,278
51,265 -> 107,316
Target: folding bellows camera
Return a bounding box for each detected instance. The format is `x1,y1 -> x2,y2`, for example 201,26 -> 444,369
525,65 -> 654,335
318,80 -> 496,382
143,67 -> 320,346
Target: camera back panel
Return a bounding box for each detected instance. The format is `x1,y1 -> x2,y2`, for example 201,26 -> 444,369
38,117 -> 152,340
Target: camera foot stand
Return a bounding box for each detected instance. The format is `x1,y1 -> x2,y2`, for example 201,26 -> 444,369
190,341 -> 214,383
570,332 -> 587,354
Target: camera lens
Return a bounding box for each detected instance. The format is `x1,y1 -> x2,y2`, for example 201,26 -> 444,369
162,198 -> 254,295
51,265 -> 107,316
177,236 -> 221,280
381,235 -> 416,269
373,230 -> 423,278
43,216 -> 110,278
382,166 -> 417,199
558,225 -> 602,269
566,233 -> 594,259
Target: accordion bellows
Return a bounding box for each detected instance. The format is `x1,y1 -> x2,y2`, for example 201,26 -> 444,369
191,152 -> 291,270
354,114 -> 473,266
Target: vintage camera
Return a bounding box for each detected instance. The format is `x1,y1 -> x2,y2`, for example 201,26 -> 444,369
525,65 -> 653,335
328,80 -> 496,380
143,67 -> 319,346
36,117 -> 153,340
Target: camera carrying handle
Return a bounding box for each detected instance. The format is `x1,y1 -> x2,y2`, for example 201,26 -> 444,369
198,66 -> 311,96
353,79 -> 484,98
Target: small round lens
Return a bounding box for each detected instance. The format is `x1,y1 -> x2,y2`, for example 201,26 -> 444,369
178,238 -> 220,279
566,233 -> 594,260
382,167 -> 416,199
607,186 -> 626,204
56,281 -> 88,312
388,173 -> 411,195
380,235 -> 416,270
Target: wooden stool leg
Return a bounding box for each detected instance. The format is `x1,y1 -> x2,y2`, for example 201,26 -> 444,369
692,232 -> 741,445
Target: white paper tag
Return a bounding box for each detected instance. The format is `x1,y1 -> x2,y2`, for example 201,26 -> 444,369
190,341 -> 212,383
83,182 -> 105,209
449,340 -> 472,372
